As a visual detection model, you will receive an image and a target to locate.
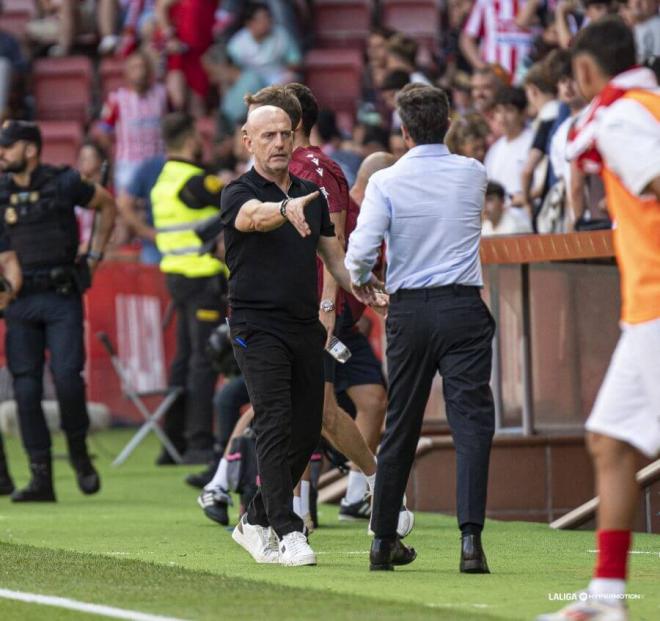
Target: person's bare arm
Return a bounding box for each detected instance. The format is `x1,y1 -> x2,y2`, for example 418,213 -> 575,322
521,148 -> 545,217
84,184 -> 117,273
0,250 -> 21,309
222,407 -> 255,458
516,0 -> 541,27
555,1 -> 575,50
319,210 -> 346,344
117,191 -> 157,241
569,162 -> 586,227
459,32 -> 487,71
234,191 -> 319,236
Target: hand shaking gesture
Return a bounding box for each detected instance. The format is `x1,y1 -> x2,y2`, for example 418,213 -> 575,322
285,191 -> 319,238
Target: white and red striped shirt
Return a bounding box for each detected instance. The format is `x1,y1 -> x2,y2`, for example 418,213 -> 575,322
463,0 -> 538,78
100,84 -> 167,163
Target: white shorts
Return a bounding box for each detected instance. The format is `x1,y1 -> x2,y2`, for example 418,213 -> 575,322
586,318 -> 660,458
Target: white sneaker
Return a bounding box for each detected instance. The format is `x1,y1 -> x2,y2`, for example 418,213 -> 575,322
536,596 -> 629,621
368,505 -> 415,539
279,531 -> 317,566
231,514 -> 279,564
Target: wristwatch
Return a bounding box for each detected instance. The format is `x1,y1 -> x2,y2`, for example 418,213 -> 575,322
279,198 -> 290,218
87,250 -> 104,262
320,299 -> 336,313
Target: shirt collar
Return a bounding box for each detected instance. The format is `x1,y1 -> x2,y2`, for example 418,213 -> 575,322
247,166 -> 302,189
401,143 -> 450,160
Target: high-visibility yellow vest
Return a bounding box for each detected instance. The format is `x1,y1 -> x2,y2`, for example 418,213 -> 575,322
151,159 -> 228,278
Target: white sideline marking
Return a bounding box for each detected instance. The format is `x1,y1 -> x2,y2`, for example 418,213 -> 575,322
587,549 -> 659,556
0,588 -> 189,621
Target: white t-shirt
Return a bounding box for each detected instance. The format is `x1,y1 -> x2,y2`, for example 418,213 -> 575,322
482,207 -> 533,236
484,127 -> 534,197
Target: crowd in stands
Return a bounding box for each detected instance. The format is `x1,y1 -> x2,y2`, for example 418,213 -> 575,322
0,0 -> 658,258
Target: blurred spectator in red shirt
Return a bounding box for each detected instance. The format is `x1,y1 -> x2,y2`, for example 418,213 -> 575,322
96,51 -> 168,191
156,0 -> 217,115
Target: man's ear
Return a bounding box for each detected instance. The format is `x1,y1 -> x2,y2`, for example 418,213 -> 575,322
242,132 -> 253,154
26,143 -> 38,159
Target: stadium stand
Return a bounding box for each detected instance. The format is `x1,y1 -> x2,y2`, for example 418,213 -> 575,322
99,56 -> 126,103
380,0 -> 440,44
312,0 -> 372,49
39,120 -> 84,166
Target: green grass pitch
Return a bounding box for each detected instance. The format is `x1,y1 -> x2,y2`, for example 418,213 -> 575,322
0,430 -> 658,620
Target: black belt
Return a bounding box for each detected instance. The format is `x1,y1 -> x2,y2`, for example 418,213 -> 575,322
390,285 -> 480,302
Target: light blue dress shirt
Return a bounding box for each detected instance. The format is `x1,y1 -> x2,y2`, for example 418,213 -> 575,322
345,144 -> 487,293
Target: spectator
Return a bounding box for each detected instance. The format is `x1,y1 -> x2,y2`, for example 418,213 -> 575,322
482,181 -> 533,236
446,113 -> 490,162
314,109 -> 362,187
385,34 -> 432,85
363,26 -> 396,99
470,65 -> 506,141
76,141 -> 110,251
220,2 -> 301,124
98,0 -> 159,57
97,51 -> 168,192
0,16 -> 28,120
555,0 -> 611,49
27,0 -> 97,57
484,86 -> 533,203
628,0 -> 660,62
117,154 -> 166,264
460,0 -> 540,79
440,0 -> 477,78
450,71 -> 473,115
379,69 -> 411,131
520,61 -> 560,217
157,0 -> 217,115
359,124 -> 390,158
389,130 -> 407,159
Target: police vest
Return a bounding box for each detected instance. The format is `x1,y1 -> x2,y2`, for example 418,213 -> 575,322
0,165 -> 79,270
151,160 -> 227,278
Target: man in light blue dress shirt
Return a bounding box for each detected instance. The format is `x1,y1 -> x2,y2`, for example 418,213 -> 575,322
346,83 -> 496,573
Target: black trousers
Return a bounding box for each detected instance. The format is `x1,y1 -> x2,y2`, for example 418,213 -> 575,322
4,291 -> 89,461
231,320 -> 325,538
213,375 -> 250,455
371,286 -> 496,539
165,273 -> 224,452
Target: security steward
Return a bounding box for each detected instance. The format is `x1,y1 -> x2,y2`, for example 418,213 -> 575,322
151,112 -> 228,465
0,121 -> 116,502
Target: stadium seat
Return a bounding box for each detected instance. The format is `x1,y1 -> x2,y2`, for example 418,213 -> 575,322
3,0 -> 36,12
304,49 -> 363,117
33,56 -> 94,124
100,57 -> 126,102
39,120 -> 84,167
0,9 -> 31,38
381,0 -> 440,44
313,0 -> 372,49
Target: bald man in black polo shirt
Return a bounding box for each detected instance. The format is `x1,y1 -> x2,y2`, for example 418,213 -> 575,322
220,105 -> 382,567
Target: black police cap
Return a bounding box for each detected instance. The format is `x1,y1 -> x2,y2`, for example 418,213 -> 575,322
0,121 -> 42,148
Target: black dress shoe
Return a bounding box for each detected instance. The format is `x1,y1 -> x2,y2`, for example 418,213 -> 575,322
370,537 -> 417,571
460,534 -> 490,574
71,456 -> 101,495
11,460 -> 56,502
185,461 -> 217,489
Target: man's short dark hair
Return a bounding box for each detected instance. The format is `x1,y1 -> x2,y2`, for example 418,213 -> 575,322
387,34 -> 418,66
245,2 -> 270,21
244,86 -> 302,130
486,182 -> 506,200
161,112 -> 196,150
380,69 -> 411,92
523,61 -> 557,95
493,86 -> 528,112
369,25 -> 396,40
544,48 -> 573,83
395,83 -> 451,145
285,83 -> 319,137
572,17 -> 636,78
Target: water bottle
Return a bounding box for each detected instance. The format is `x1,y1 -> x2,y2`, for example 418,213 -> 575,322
325,336 -> 352,364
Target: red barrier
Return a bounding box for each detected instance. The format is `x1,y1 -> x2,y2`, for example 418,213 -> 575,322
0,261 -> 386,423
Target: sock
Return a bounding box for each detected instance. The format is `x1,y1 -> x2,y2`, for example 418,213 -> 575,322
204,457 -> 228,491
594,529 -> 631,580
345,470 -> 367,504
300,481 -> 310,516
588,578 -> 626,602
293,495 -> 302,518
460,522 -> 483,537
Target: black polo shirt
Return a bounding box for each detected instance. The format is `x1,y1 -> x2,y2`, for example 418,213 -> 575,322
220,167 -> 335,327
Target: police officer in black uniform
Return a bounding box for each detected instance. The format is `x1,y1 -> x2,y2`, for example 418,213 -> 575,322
0,121 -> 116,502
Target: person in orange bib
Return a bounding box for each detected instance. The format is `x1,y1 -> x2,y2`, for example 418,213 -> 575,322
538,17 -> 660,621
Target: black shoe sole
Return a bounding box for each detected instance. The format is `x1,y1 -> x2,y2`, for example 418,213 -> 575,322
460,561 -> 490,574
369,562 -> 394,571
203,507 -> 229,526
11,494 -> 56,502
0,485 -> 15,496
